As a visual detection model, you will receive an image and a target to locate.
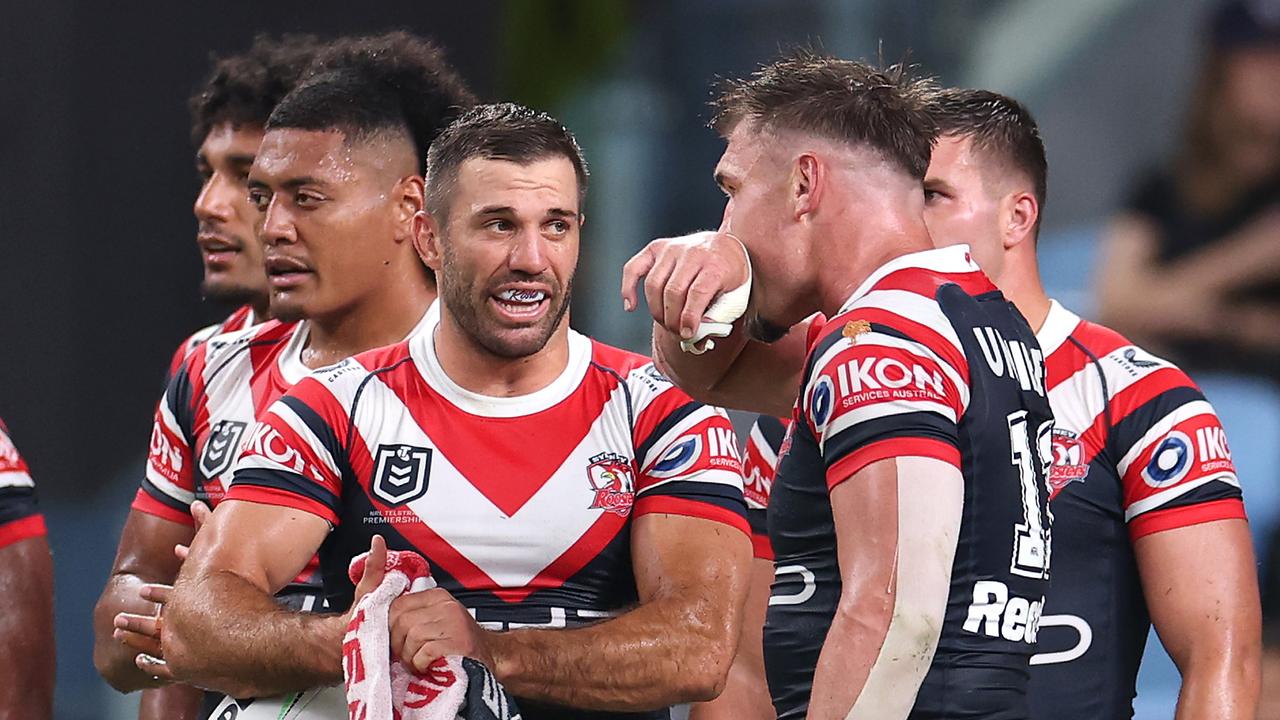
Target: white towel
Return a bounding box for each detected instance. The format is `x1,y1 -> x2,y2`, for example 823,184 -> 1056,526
342,549 -> 520,720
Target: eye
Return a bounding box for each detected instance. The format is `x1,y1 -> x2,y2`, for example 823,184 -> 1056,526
924,188 -> 944,203
486,219 -> 515,233
295,192 -> 324,208
247,188 -> 271,211
546,219 -> 571,235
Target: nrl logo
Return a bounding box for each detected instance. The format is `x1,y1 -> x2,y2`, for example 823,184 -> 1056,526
199,420 -> 247,479
586,452 -> 635,517
372,444 -> 433,506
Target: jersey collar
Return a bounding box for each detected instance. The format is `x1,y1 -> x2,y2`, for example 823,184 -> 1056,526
838,244 -> 980,315
276,301 -> 438,385
413,317 -> 592,418
1035,299 -> 1081,357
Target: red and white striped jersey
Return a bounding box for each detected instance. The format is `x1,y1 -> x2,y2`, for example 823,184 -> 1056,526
741,414 -> 787,560
224,325 -> 748,654
0,417 -> 46,549
1028,300 -> 1245,719
162,304 -> 258,387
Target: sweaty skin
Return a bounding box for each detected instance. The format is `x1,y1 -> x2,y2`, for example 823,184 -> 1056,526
0,535 -> 55,719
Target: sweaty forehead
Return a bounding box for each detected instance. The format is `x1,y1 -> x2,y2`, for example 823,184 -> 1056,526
251,128 -> 414,184
455,156 -> 580,215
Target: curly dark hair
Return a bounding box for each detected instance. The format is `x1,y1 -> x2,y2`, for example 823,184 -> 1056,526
188,34 -> 322,146
425,103 -> 588,221
712,49 -> 939,180
267,31 -> 476,174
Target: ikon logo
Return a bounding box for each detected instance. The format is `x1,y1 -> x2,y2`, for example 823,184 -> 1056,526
372,444 -> 433,506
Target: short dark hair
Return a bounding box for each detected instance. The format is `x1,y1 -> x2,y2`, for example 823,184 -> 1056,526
932,88 -> 1048,220
712,50 -> 940,180
266,31 -> 476,174
188,34 -> 321,146
425,103 -> 589,221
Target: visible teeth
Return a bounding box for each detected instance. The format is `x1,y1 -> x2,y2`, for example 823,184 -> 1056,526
498,289 -> 546,303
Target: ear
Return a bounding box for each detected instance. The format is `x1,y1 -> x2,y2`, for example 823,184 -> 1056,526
394,176 -> 427,243
413,210 -> 444,273
793,153 -> 823,221
1002,191 -> 1039,250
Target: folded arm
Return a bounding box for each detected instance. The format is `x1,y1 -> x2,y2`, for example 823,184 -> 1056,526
162,500 -> 341,698
487,514 -> 752,710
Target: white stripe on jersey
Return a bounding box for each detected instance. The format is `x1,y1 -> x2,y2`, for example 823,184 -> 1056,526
820,397 -> 958,455
268,400 -> 342,484
1047,344 -> 1174,431
1116,399 -> 1217,479
1124,471 -> 1241,521
145,462 -> 196,505
747,422 -> 778,469
846,288 -> 966,360
0,470 -> 34,489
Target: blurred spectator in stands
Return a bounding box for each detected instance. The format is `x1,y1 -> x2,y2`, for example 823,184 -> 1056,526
1097,0 -> 1280,382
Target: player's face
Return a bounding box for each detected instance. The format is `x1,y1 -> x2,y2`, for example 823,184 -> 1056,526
193,122 -> 269,306
248,128 -> 417,323
923,135 -> 1007,279
715,123 -> 811,343
432,157 -> 580,359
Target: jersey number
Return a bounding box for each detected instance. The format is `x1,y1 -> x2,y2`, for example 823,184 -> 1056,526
1008,410 -> 1053,580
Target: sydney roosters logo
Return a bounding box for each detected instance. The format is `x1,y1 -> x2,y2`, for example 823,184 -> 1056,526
1048,428 -> 1088,498
586,452 -> 635,516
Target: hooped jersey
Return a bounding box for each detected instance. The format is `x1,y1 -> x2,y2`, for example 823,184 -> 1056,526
0,417 -> 46,549
1027,301 -> 1245,719
765,245 -> 1054,720
224,325 -> 749,720
741,414 -> 787,560
162,304 -> 257,388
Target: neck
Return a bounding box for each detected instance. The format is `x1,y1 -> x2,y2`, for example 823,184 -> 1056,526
814,211 -> 935,315
994,248 -> 1052,332
302,279 -> 436,370
434,312 -> 572,398
250,296 -> 270,321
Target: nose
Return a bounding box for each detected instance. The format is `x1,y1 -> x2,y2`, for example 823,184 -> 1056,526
259,197 -> 297,246
507,227 -> 549,275
193,172 -> 236,223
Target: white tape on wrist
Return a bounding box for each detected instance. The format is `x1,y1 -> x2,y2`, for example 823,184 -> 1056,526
680,237 -> 752,354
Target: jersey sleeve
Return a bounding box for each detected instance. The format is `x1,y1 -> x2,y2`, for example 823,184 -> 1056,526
1102,349 -> 1245,540
742,415 -> 788,560
132,350 -> 203,526
0,419 -> 46,549
801,319 -> 967,490
223,372 -> 352,525
627,364 -> 749,536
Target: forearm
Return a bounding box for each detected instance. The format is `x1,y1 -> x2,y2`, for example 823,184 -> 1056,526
652,322 -> 747,406
490,595 -> 736,710
807,600 -> 893,719
0,537 -> 54,719
139,686 -> 203,720
1175,655 -> 1260,720
94,572 -> 168,690
165,569 -> 345,697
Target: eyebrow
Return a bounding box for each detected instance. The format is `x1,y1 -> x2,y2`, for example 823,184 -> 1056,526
476,205 -> 580,218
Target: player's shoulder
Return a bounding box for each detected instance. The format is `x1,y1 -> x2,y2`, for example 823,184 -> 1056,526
0,416 -> 27,473
174,305 -> 258,357
1070,318 -> 1197,393
299,339 -> 415,405
588,337 -> 681,393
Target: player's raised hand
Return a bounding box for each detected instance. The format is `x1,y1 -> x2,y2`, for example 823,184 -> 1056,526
349,534 -> 389,619
172,500 -> 213,562
621,231 -> 751,341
